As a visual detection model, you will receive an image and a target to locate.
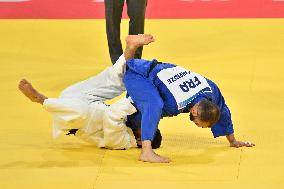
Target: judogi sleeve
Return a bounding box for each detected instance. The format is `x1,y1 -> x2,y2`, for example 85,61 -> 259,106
103,97 -> 137,149
211,104 -> 234,138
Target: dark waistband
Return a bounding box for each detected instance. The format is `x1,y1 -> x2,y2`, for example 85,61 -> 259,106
125,60 -> 162,75
149,60 -> 162,73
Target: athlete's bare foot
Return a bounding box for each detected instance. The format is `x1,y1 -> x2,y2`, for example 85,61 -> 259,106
125,34 -> 155,49
139,140 -> 171,163
124,34 -> 155,60
139,151 -> 171,163
18,79 -> 47,104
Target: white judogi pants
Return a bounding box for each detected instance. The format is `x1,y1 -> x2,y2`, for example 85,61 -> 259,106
43,55 -> 137,149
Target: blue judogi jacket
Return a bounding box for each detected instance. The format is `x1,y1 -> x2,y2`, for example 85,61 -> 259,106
125,59 -> 234,139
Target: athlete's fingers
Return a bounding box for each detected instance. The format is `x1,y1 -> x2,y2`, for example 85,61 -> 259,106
246,142 -> 255,147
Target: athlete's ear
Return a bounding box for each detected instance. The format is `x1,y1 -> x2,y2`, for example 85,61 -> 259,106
190,104 -> 199,117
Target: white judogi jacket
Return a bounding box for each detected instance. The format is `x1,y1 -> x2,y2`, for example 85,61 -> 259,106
42,55 -> 137,149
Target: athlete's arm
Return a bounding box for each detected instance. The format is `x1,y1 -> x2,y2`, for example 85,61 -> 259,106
226,133 -> 255,147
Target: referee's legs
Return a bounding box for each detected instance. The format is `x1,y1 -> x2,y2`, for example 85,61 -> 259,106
105,0 -> 125,64
127,0 -> 148,59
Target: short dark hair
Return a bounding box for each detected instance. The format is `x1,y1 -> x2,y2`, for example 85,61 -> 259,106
136,129 -> 162,149
196,100 -> 220,127
152,129 -> 162,149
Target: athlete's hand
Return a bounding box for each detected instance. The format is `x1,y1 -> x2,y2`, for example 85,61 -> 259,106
230,141 -> 255,148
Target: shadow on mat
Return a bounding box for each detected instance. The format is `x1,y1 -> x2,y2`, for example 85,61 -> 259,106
0,144 -> 107,169
0,133 -> 230,168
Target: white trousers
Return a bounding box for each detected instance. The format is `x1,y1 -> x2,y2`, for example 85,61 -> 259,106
43,55 -> 137,149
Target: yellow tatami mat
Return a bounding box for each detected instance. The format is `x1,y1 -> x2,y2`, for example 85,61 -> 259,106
0,19 -> 284,189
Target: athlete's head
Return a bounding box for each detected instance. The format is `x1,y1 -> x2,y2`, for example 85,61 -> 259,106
132,128 -> 162,149
189,99 -> 220,128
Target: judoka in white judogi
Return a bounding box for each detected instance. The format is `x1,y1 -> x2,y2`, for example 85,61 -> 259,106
23,55 -> 138,149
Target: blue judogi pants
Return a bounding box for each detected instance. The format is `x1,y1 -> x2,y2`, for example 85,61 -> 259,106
123,69 -> 163,141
